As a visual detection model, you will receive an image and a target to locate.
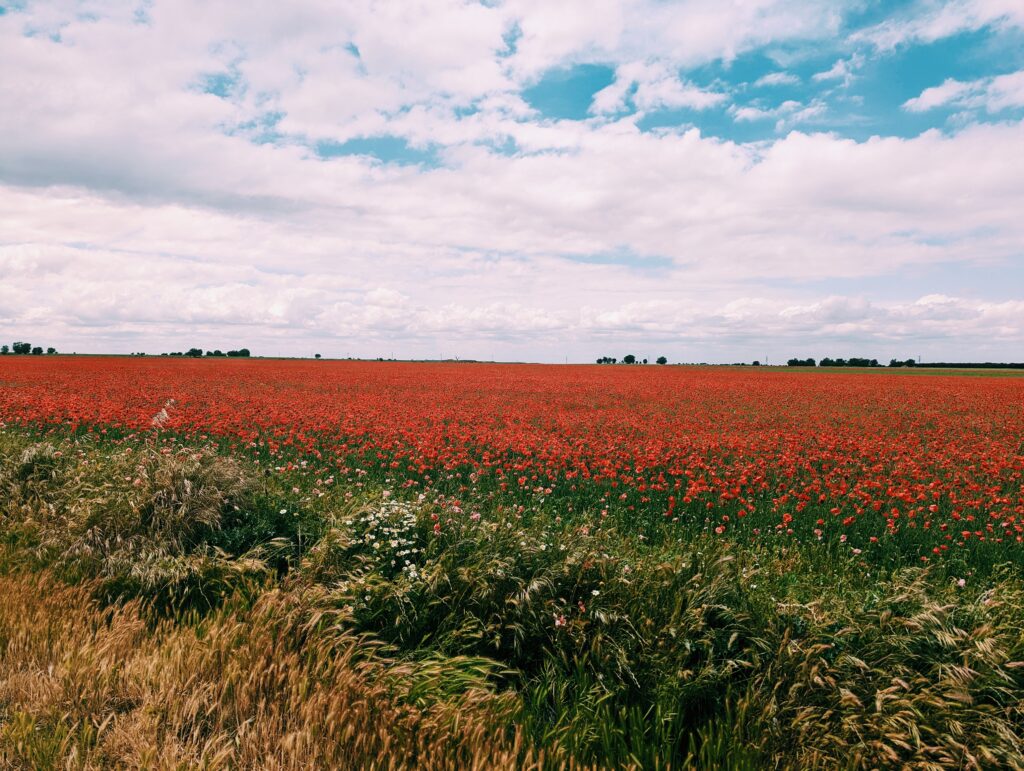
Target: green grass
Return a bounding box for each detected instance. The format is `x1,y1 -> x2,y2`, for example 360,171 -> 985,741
2,428 -> 1024,769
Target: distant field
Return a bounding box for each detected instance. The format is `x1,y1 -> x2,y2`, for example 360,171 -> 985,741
2,357 -> 1023,768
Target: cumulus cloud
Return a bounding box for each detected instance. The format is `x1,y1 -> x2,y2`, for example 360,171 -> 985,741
0,0 -> 1022,361
904,70 -> 1024,113
730,99 -> 827,131
812,54 -> 864,87
505,0 -> 851,77
855,0 -> 1024,49
590,61 -> 727,114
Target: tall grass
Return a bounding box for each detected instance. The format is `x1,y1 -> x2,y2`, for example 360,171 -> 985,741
2,430 -> 1023,769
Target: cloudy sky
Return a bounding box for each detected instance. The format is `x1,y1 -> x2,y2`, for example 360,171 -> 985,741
2,0 -> 1023,362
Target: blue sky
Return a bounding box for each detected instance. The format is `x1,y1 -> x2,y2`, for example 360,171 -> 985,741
1,0 -> 1023,362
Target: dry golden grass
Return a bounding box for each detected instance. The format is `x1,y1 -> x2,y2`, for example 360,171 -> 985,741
0,572 -> 578,770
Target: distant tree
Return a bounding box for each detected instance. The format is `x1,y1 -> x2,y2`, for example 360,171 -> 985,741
623,354 -> 636,364
0,345 -> 7,355
656,356 -> 667,365
846,357 -> 876,368
820,357 -> 834,367
12,342 -> 31,354
752,360 -> 761,366
186,348 -> 203,357
225,348 -> 251,358
46,347 -> 56,355
31,346 -> 43,355
642,358 -> 648,364
315,353 -> 322,359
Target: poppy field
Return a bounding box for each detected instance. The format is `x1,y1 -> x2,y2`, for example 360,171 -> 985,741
2,356 -> 1023,565
2,357 -> 1024,769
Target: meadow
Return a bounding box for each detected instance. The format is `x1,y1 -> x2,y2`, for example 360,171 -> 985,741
1,357 -> 1023,768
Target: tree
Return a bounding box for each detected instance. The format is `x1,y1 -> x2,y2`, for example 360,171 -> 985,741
0,345 -> 7,354
642,358 -> 648,364
623,354 -> 636,364
186,348 -> 203,357
752,360 -> 761,366
315,353 -> 322,359
656,356 -> 667,365
31,346 -> 43,355
46,347 -> 56,355
12,342 -> 31,354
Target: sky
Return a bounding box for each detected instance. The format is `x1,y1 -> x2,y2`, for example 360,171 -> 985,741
2,0 -> 1023,363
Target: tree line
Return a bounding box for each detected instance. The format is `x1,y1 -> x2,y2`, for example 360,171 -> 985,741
597,355 -> 668,365
787,357 -> 883,367
786,358 -> 1024,368
0,343 -> 253,358
1,342 -> 57,355
162,348 -> 251,357
787,358 -> 907,367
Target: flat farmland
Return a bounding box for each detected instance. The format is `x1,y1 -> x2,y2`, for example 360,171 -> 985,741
2,357 -> 1024,769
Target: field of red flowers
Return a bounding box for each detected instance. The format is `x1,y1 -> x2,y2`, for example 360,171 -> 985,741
2,356 -> 1023,562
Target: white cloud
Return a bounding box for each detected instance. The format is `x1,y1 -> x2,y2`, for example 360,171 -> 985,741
903,78 -> 975,111
904,70 -> 1024,113
730,99 -> 826,131
856,0 -> 1024,50
812,54 -> 864,86
506,0 -> 850,78
753,72 -> 800,87
591,61 -> 727,114
3,116 -> 1023,357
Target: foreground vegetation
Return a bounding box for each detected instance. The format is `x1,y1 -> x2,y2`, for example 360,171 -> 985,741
2,428 -> 1023,769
